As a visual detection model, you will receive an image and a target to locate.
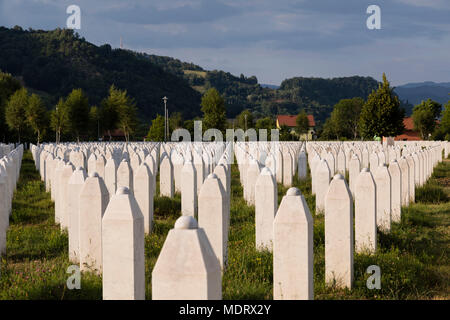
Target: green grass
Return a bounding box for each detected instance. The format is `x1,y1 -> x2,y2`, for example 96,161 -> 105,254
1,151 -> 449,300
0,151 -> 179,300
0,151 -> 102,299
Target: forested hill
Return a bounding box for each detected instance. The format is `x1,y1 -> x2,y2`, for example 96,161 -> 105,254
0,26 -> 404,126
141,53 -> 384,121
0,26 -> 202,121
278,76 -> 379,107
140,52 -> 268,118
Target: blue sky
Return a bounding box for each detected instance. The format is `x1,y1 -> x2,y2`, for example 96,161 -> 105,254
1,0 -> 449,86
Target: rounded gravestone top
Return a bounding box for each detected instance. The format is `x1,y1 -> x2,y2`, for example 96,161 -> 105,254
116,186 -> 129,195
208,173 -> 218,180
89,172 -> 99,178
175,216 -> 198,230
261,167 -> 272,175
334,173 -> 344,180
391,159 -> 398,163
287,187 -> 301,196
76,166 -> 83,171
361,167 -> 370,172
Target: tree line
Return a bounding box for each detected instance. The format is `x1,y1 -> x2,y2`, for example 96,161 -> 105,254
3,69 -> 448,144
318,73 -> 449,141
147,73 -> 450,142
0,70 -> 139,143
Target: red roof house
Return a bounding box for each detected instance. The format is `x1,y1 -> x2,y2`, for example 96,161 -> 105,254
394,117 -> 421,141
276,115 -> 315,128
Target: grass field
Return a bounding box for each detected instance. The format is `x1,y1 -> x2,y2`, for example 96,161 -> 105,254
0,150 -> 448,299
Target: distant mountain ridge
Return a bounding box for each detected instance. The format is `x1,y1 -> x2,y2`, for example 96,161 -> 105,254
394,82 -> 450,107
397,81 -> 450,89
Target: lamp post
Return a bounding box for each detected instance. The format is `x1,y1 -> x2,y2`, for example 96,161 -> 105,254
162,96 -> 168,142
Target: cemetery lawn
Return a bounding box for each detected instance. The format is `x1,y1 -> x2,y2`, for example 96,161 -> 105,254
1,151 -> 448,300
224,158 -> 449,300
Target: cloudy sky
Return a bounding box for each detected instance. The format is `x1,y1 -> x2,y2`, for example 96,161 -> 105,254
1,0 -> 449,86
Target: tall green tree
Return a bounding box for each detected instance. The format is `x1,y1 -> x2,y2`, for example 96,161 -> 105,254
89,105 -> 100,141
236,109 -> 254,130
296,110 -> 310,137
0,71 -> 22,142
255,117 -> 275,140
5,88 -> 28,143
100,85 -> 121,141
359,73 -> 405,139
330,97 -> 364,139
65,88 -> 89,142
169,112 -> 183,131
201,88 -> 226,132
279,124 -> 293,141
25,93 -> 48,144
50,98 -> 70,143
412,99 -> 441,140
438,100 -> 450,141
100,85 -> 137,142
147,114 -> 165,141
115,89 -> 138,142
320,118 -> 336,140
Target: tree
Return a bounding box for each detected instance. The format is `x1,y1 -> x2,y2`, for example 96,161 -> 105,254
101,85 -> 137,142
255,117 -> 275,140
236,109 -> 254,130
412,99 -> 441,140
201,88 -> 226,132
359,73 -> 405,139
65,88 -> 89,142
5,88 -> 28,143
295,110 -> 310,136
50,98 -> 70,143
0,71 -> 22,142
330,97 -> 364,139
89,105 -> 100,141
279,124 -> 293,141
147,114 -> 165,141
115,89 -> 138,142
425,99 -> 442,119
25,93 -> 48,144
100,85 -> 121,141
438,100 -> 450,141
169,112 -> 183,132
319,118 -> 336,140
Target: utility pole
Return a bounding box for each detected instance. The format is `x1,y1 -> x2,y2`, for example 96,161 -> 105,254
163,96 -> 168,142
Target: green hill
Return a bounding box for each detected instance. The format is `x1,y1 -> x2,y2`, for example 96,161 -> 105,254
0,26 -> 410,129
0,26 -> 201,122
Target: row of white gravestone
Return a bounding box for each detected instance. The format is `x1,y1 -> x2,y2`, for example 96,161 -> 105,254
255,141 -> 446,298
158,142 -> 226,198
29,140 -> 445,300
31,143 -> 157,299
32,141 -> 231,300
311,141 -> 444,215
233,142 -> 305,205
0,144 -> 23,256
153,142 -> 232,299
